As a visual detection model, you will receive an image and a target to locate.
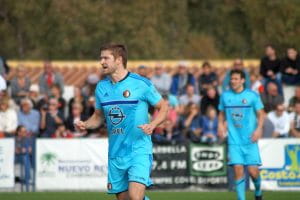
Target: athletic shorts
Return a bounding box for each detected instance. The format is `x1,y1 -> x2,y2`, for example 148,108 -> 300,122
107,154 -> 153,194
228,143 -> 261,166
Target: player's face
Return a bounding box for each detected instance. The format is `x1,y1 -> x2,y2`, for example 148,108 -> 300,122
230,73 -> 245,92
100,50 -> 118,75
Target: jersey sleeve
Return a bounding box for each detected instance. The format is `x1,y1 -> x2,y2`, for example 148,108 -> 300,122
253,92 -> 264,111
144,83 -> 162,106
218,94 -> 225,111
94,84 -> 103,111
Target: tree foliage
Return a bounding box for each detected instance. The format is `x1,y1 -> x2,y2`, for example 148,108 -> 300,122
0,0 -> 299,59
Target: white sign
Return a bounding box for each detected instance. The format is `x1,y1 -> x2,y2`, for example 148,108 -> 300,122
0,139 -> 15,188
36,139 -> 108,190
250,138 -> 300,191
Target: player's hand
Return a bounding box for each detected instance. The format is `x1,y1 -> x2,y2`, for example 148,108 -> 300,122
251,128 -> 262,142
138,124 -> 155,135
218,125 -> 226,139
74,120 -> 87,131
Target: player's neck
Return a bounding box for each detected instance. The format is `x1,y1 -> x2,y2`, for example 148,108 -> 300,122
110,67 -> 129,83
233,86 -> 244,93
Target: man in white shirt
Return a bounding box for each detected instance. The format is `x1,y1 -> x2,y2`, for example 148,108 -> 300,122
150,63 -> 171,94
267,103 -> 290,138
289,100 -> 300,137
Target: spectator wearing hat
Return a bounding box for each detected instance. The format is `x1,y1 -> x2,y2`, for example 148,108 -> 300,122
10,66 -> 31,104
151,63 -> 172,94
17,98 -> 40,137
38,61 -> 64,96
28,85 -> 41,109
170,61 -> 195,96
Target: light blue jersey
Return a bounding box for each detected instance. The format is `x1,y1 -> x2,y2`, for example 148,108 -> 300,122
95,72 -> 162,158
218,88 -> 264,145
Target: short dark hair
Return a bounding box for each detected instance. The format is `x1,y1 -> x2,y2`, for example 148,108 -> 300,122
100,44 -> 128,68
230,69 -> 245,79
202,61 -> 211,68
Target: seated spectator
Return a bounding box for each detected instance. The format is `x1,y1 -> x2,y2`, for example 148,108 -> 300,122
28,85 -> 42,109
17,98 -> 40,137
50,84 -> 66,116
40,97 -> 64,137
0,96 -> 18,137
250,73 -> 264,94
52,123 -> 74,138
222,59 -> 251,91
179,84 -> 201,112
267,103 -> 290,138
38,61 -> 64,96
289,100 -> 300,138
280,47 -> 300,85
200,86 -> 219,115
152,95 -> 180,144
198,61 -> 218,95
82,73 -> 99,99
10,65 -> 31,104
137,65 -> 149,78
66,102 -> 88,137
170,61 -> 195,96
177,103 -> 202,142
259,45 -> 282,94
261,82 -> 284,113
288,85 -> 300,112
201,106 -> 218,144
68,86 -> 86,117
151,63 -> 172,94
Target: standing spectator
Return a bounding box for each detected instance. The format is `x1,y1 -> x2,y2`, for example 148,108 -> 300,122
267,103 -> 290,138
288,86 -> 300,112
201,106 -> 218,144
0,96 -> 18,137
170,61 -> 195,96
261,82 -> 284,113
151,64 -> 172,94
68,86 -> 86,117
179,84 -> 201,109
222,59 -> 251,91
17,98 -> 40,136
50,84 -> 66,116
280,47 -> 300,85
200,86 -> 219,115
290,100 -> 300,138
40,97 -> 64,137
38,61 -> 64,96
259,45 -> 282,94
198,61 -> 218,95
10,66 -> 31,104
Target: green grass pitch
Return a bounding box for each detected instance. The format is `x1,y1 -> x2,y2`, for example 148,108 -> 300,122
0,191 -> 299,200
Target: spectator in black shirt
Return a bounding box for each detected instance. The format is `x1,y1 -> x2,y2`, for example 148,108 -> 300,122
280,47 -> 300,85
260,45 -> 283,94
200,86 -> 219,115
198,61 -> 218,95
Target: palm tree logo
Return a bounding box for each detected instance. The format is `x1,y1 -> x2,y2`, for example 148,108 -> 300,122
40,152 -> 57,173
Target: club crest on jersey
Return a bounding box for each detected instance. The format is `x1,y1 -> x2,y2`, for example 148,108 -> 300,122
123,90 -> 131,98
109,106 -> 125,125
242,99 -> 247,104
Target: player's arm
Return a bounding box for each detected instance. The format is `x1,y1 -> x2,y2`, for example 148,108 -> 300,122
251,109 -> 265,142
75,109 -> 103,131
139,99 -> 168,135
218,111 -> 227,139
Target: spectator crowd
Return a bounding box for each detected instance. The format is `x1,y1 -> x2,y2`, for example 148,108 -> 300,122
0,45 -> 300,151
